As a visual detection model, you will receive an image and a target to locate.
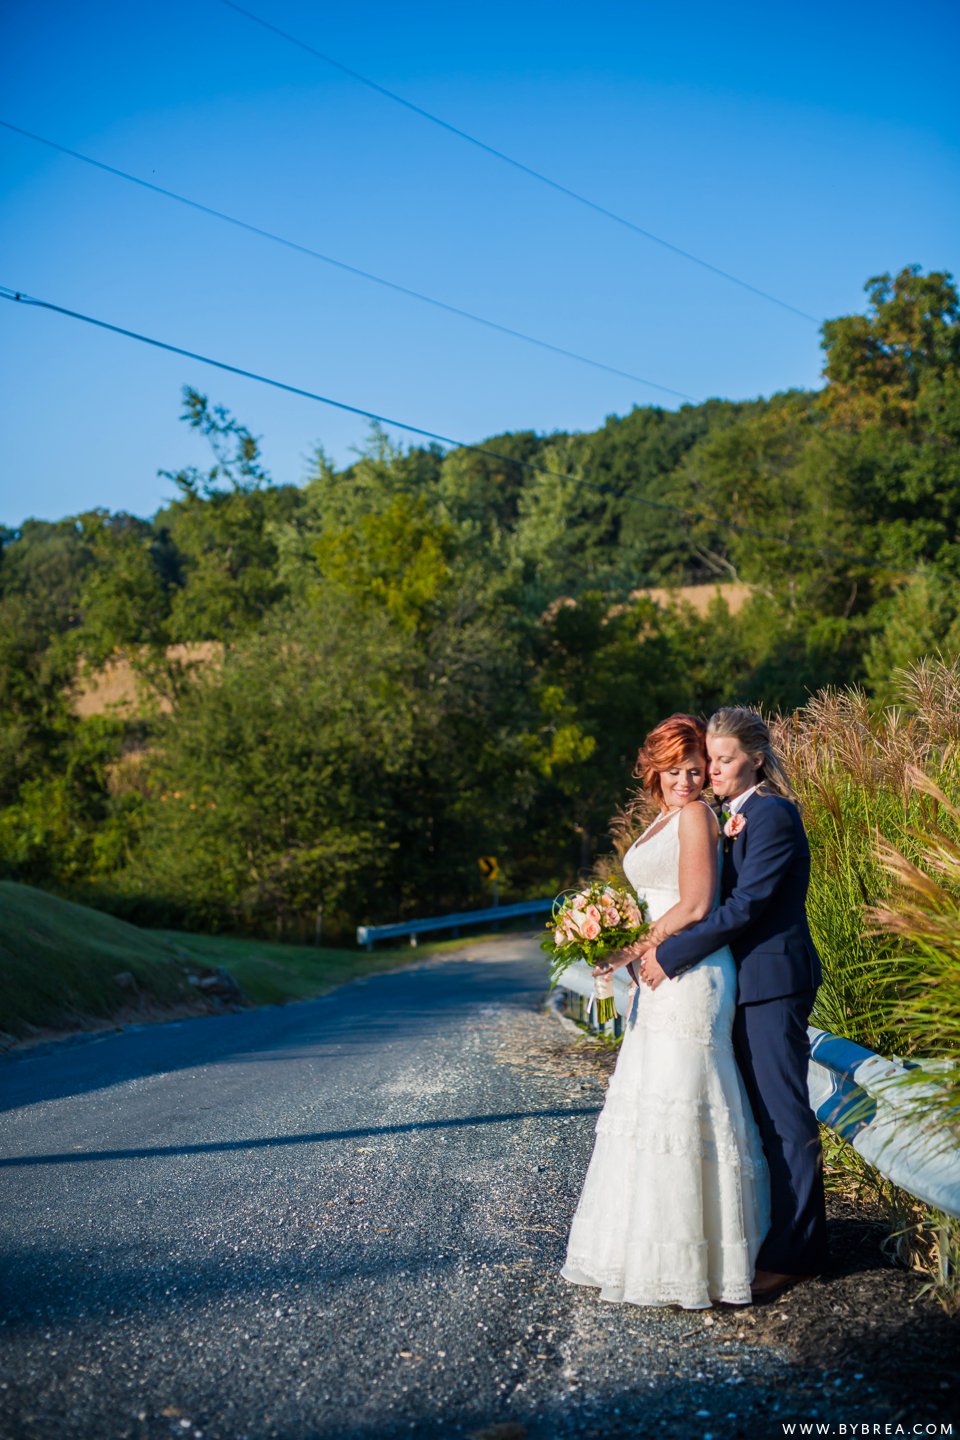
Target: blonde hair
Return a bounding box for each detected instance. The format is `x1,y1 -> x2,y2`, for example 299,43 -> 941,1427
707,707 -> 797,804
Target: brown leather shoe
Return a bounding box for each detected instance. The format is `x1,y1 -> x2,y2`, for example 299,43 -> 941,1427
749,1270 -> 810,1304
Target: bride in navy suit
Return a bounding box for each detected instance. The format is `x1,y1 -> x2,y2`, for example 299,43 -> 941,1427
636,707 -> 828,1301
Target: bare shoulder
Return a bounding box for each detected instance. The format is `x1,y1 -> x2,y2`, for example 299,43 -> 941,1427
679,800 -> 720,840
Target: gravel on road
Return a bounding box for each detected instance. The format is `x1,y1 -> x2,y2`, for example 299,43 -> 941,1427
0,936 -> 956,1440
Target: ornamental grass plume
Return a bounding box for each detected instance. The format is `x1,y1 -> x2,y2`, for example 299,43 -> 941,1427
864,765 -> 960,1150
769,660 -> 960,1059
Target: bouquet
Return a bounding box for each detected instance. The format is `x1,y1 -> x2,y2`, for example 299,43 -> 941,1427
541,880 -> 649,1025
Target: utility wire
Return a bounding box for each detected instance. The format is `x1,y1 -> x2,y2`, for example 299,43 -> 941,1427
0,285 -> 909,576
214,0 -> 820,326
0,119 -> 698,406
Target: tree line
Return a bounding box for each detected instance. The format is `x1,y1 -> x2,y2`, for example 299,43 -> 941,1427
1,265 -> 958,940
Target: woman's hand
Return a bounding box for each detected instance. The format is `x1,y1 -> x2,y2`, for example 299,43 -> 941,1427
592,943 -> 641,979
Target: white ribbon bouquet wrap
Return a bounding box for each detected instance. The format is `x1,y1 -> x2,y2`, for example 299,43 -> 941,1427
541,881 -> 649,1025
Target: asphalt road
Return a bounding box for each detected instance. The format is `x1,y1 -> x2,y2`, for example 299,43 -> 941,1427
0,937 -> 934,1440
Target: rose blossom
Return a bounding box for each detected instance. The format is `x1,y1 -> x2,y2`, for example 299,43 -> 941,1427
581,917 -> 601,941
724,813 -> 746,838
584,904 -> 602,923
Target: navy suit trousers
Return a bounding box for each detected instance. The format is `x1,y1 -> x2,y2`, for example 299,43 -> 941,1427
733,989 -> 828,1274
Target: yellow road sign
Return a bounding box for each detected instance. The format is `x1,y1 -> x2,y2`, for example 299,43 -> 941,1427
478,856 -> 499,880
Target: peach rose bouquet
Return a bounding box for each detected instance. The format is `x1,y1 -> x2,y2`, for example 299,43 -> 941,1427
541,881 -> 649,1025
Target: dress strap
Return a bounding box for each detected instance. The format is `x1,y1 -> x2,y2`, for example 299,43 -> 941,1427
696,797 -> 722,834
629,806 -> 682,851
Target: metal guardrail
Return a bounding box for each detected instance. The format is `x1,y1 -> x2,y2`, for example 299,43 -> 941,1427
807,1030 -> 960,1220
555,959 -> 960,1221
356,898 -> 554,950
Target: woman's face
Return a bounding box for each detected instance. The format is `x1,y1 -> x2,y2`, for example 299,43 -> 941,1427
658,751 -> 706,810
707,733 -> 762,800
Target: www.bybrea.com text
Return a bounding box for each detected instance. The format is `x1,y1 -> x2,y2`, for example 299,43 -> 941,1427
781,1425 -> 953,1437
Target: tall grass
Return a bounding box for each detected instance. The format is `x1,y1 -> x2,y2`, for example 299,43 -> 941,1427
775,663 -> 960,1084
773,659 -> 960,1305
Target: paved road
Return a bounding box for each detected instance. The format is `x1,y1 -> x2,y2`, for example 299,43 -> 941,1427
0,937 -> 923,1440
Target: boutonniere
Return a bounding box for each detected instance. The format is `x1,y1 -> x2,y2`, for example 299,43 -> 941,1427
722,810 -> 746,839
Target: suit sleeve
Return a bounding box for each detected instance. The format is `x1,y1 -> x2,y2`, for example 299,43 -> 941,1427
656,801 -> 798,978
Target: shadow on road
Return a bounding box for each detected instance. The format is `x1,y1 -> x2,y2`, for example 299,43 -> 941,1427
0,1105 -> 598,1168
0,1237 -> 469,1330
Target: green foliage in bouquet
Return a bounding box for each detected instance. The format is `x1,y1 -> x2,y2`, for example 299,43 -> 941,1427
541,879 -> 649,988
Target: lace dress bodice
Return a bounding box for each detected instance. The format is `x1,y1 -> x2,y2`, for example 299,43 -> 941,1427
623,810 -> 684,921
622,806 -> 720,923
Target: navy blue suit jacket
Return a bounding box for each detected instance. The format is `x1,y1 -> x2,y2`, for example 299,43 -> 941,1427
656,790 -> 821,1004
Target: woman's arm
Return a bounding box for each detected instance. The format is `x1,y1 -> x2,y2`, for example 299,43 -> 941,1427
595,802 -> 718,978
653,798 -> 799,979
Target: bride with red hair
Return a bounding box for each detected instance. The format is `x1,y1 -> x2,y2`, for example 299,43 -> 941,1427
560,713 -> 770,1309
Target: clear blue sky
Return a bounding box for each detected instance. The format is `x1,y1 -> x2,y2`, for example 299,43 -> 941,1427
2,0 -> 958,527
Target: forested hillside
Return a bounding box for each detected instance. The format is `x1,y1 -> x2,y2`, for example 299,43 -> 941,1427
2,265 -> 958,939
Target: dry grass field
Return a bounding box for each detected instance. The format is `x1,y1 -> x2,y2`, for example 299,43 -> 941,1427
637,581 -> 752,615
73,642 -> 221,718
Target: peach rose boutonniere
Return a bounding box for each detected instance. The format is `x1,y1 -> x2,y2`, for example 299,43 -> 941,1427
723,811 -> 746,839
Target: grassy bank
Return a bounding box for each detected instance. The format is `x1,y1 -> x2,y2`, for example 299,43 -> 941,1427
0,881 -> 519,1043
153,928 -> 508,1007
0,881 -> 194,1038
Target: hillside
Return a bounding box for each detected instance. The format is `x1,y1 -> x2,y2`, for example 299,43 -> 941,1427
70,589 -> 750,718
0,882 -> 453,1045
0,881 -> 195,1039
2,266 -> 956,940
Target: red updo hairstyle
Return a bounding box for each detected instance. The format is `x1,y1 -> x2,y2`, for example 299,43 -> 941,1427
634,713 -> 708,806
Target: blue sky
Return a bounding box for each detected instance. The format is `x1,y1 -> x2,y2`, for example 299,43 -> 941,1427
2,0 -> 958,526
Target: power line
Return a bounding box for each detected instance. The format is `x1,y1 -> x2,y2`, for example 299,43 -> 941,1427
214,0 -> 820,326
0,284 -> 911,577
0,119 -> 699,405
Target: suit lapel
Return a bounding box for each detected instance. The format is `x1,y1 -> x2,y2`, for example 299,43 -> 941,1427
725,788 -> 763,876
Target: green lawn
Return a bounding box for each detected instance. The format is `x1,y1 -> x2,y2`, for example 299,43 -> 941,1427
0,880 -> 537,1039
153,926 -> 538,1005
152,929 -> 446,1006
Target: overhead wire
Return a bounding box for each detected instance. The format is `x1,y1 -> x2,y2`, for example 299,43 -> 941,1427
213,0 -> 820,326
1,284 -> 915,578
0,120 -> 699,405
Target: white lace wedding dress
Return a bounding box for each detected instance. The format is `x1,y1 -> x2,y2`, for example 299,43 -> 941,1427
560,807 -> 771,1308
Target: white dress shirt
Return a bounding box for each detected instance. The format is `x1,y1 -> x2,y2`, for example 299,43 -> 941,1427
726,784 -> 759,814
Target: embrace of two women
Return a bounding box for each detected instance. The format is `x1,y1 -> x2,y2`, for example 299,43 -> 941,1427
561,707 -> 828,1310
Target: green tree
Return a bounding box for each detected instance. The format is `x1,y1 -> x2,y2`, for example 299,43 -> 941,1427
0,517 -> 92,807
75,511 -> 176,665
864,572 -> 960,700
819,266 -> 960,574
157,389 -> 300,641
516,592 -> 691,877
